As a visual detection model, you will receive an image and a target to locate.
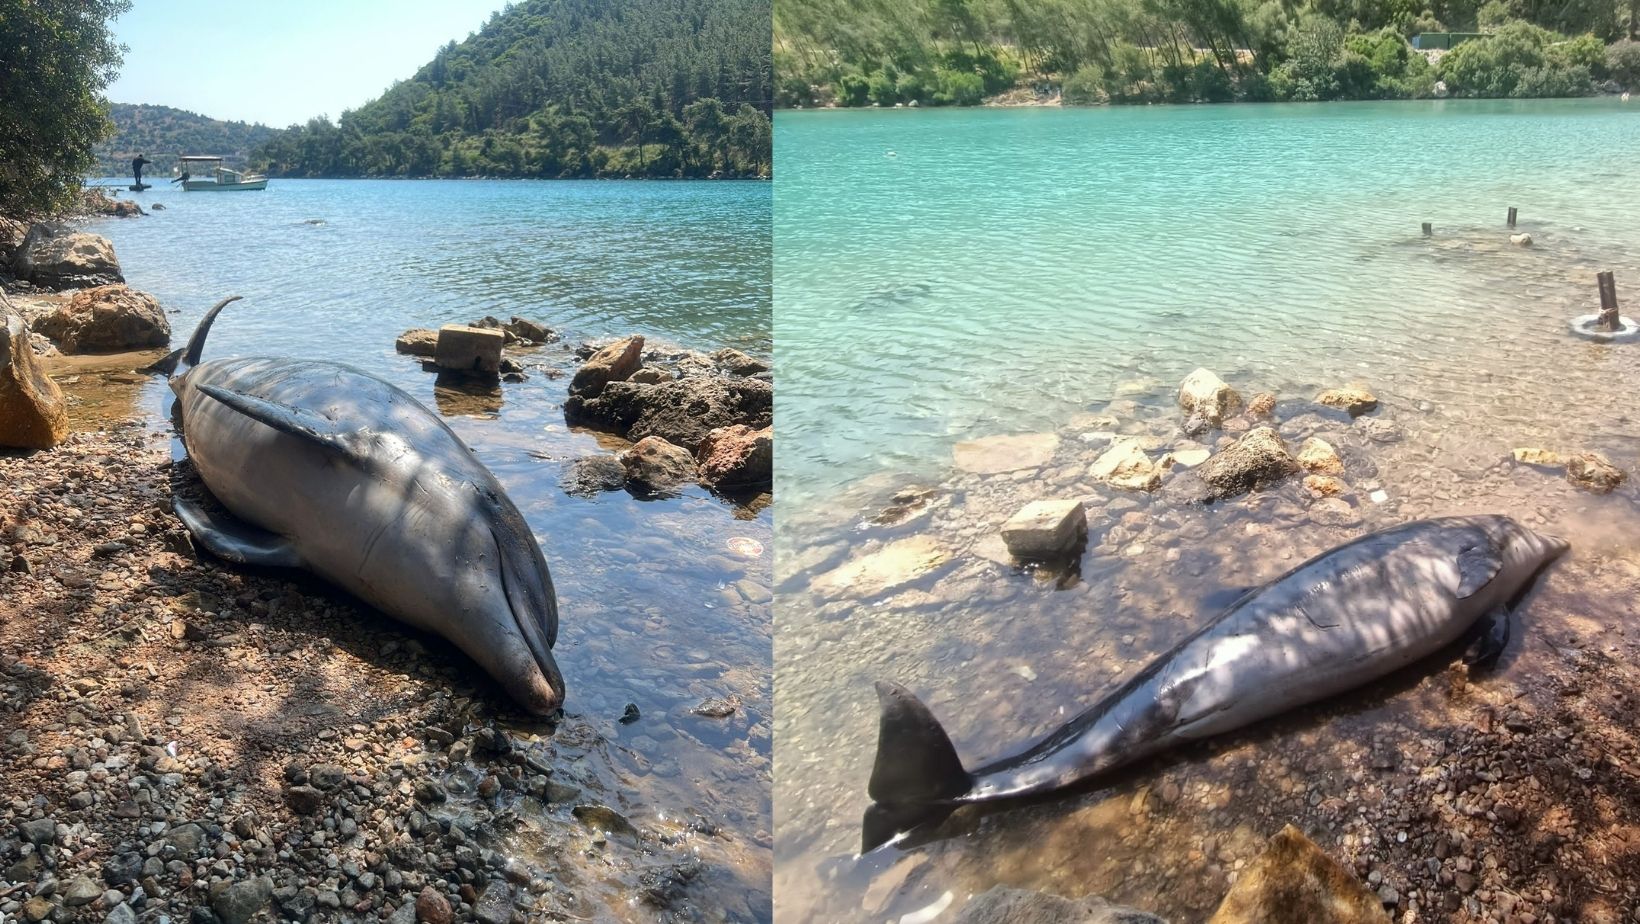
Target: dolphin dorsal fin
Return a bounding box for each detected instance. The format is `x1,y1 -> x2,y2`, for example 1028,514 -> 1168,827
195,383 -> 369,463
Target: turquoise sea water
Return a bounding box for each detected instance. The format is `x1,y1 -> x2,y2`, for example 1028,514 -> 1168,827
86,178 -> 773,920
774,101 -> 1640,921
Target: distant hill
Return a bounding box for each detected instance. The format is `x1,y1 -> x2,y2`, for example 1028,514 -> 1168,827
93,103 -> 277,178
253,0 -> 772,179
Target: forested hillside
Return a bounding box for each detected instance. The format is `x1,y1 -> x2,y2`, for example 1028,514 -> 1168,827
92,104 -> 276,177
775,0 -> 1640,107
255,0 -> 772,179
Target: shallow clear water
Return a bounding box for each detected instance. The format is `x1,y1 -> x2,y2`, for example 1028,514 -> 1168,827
774,100 -> 1640,921
86,178 -> 772,920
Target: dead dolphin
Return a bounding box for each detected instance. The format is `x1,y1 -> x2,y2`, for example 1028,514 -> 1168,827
157,297 -> 564,714
863,515 -> 1567,851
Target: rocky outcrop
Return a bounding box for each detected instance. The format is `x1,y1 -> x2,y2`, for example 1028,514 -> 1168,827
1178,368 -> 1242,429
33,284 -> 168,353
712,347 -> 769,376
569,335 -> 644,398
566,375 -> 772,452
695,425 -> 772,491
1198,427 -> 1297,501
1208,825 -> 1389,924
954,887 -> 1168,924
394,328 -> 438,357
0,304 -> 69,449
1315,386 -> 1378,416
1567,452 -> 1625,493
620,436 -> 697,491
82,188 -> 144,218
11,224 -> 123,290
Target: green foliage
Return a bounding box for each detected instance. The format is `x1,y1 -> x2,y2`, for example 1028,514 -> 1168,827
93,104 -> 277,177
257,0 -> 771,179
1609,39 -> 1640,86
775,0 -> 1626,106
0,0 -> 130,218
1438,21 -> 1595,95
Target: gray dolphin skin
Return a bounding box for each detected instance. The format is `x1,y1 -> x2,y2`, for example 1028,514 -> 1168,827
863,515 -> 1567,851
157,297 -> 565,715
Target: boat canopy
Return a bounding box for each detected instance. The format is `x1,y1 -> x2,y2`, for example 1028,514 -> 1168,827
179,155 -> 226,163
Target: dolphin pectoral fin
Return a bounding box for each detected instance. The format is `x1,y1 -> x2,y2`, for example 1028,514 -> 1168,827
173,496 -> 302,568
1455,545 -> 1504,599
194,383 -> 367,463
1462,605 -> 1511,670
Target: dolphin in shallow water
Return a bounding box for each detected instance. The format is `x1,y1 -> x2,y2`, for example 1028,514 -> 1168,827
156,297 -> 565,714
863,515 -> 1567,851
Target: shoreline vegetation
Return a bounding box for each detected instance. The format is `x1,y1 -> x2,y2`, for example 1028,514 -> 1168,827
248,0 -> 773,182
774,0 -> 1640,108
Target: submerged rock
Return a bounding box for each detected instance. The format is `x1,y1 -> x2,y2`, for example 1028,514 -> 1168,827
11,224 -> 123,290
1001,499 -> 1087,560
621,436 -> 697,491
569,334 -> 644,398
1207,824 -> 1389,924
1247,392 -> 1277,418
1089,438 -> 1163,491
954,887 -> 1168,924
811,535 -> 949,598
1178,367 -> 1242,429
1198,427 -> 1297,501
1566,452 -> 1625,493
1315,386 -> 1378,416
712,347 -> 770,376
0,306 -> 68,449
696,424 -> 773,491
952,432 -> 1059,475
1303,474 -> 1348,498
560,456 -> 626,497
34,284 -> 169,353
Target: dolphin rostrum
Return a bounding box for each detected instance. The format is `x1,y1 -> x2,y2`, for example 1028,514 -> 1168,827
863,515 -> 1567,851
157,297 -> 565,714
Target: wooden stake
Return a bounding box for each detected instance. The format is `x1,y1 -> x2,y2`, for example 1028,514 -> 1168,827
1507,207 -> 1518,229
1422,222 -> 1432,237
1597,271 -> 1620,331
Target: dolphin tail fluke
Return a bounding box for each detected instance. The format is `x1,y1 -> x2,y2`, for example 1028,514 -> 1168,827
862,681 -> 971,852
144,348 -> 185,376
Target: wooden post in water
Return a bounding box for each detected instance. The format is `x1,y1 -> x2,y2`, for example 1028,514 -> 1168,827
1422,222 -> 1432,237
1597,271 -> 1620,331
1507,207 -> 1518,229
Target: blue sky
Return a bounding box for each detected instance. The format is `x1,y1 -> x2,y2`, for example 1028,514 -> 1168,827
107,1 -> 510,127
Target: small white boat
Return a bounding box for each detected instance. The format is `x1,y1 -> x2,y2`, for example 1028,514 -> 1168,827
177,155 -> 268,191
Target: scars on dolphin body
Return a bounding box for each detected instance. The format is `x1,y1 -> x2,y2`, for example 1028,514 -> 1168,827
862,515 -> 1568,851
155,296 -> 565,715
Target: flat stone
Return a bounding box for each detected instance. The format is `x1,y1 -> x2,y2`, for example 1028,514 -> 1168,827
433,325 -> 504,374
1164,448 -> 1210,468
1000,500 -> 1087,560
952,433 -> 1059,475
472,881 -> 515,924
1511,447 -> 1564,467
810,536 -> 949,598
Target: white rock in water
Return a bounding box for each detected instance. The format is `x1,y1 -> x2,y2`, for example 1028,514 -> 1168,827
1510,233 -> 1533,247
1369,489 -> 1389,504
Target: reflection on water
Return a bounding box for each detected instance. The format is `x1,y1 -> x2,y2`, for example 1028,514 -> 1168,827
84,178 -> 772,919
774,101 -> 1640,921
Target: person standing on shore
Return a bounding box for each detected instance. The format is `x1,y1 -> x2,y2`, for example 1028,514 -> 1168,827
132,153 -> 151,186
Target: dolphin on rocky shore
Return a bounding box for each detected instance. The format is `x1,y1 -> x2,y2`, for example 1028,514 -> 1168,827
862,515 -> 1568,851
155,297 -> 565,714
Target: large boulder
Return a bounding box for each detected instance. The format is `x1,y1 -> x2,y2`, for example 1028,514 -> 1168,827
569,335 -> 644,398
696,424 -> 772,491
621,436 -> 697,491
954,887 -> 1167,924
1208,825 -> 1389,924
11,224 -> 123,290
566,376 -> 772,451
1178,368 -> 1242,429
0,305 -> 69,449
33,284 -> 169,353
1198,427 -> 1297,501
